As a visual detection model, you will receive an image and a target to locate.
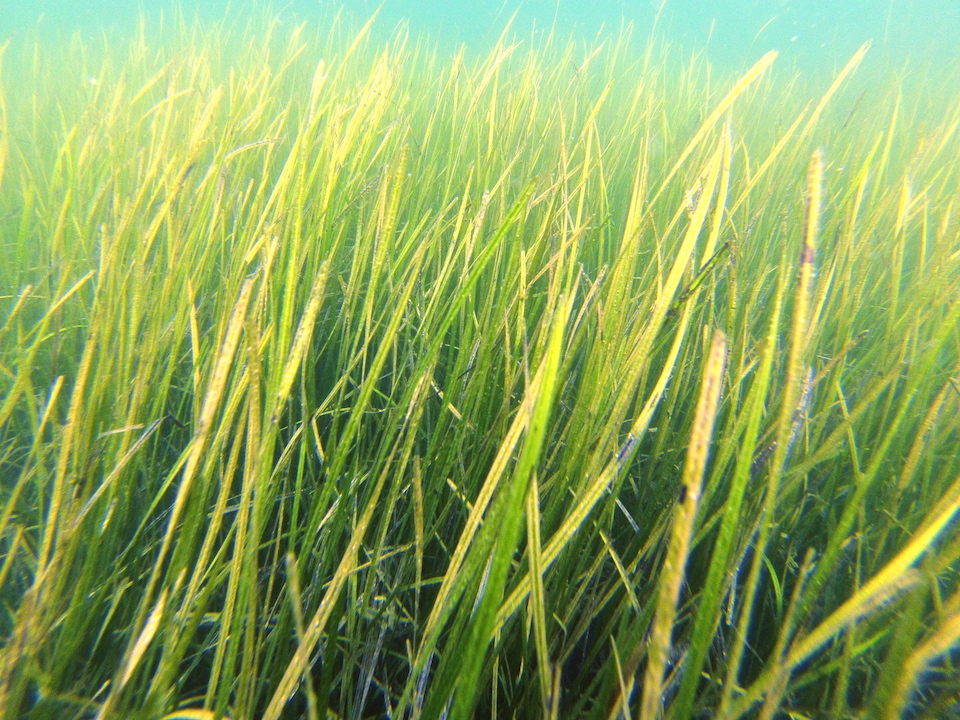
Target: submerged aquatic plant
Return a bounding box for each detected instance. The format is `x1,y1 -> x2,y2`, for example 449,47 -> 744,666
1,7 -> 959,719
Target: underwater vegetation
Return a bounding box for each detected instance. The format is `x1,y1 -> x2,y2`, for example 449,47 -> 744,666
1,6 -> 960,719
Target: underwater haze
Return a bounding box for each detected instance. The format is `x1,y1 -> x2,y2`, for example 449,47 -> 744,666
4,0 -> 960,74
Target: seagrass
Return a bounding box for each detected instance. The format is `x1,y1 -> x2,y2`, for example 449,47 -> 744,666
1,6 -> 959,719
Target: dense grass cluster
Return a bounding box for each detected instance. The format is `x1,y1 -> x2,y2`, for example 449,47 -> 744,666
1,7 -> 960,719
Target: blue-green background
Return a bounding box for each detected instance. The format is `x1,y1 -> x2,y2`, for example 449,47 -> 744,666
2,1 -> 958,75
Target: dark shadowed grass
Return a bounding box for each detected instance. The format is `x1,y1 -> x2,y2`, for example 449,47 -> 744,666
1,7 -> 959,719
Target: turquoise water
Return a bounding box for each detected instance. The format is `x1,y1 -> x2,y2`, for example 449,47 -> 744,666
3,0 -> 958,76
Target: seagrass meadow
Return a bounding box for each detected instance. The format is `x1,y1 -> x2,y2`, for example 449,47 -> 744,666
2,6 -> 960,719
